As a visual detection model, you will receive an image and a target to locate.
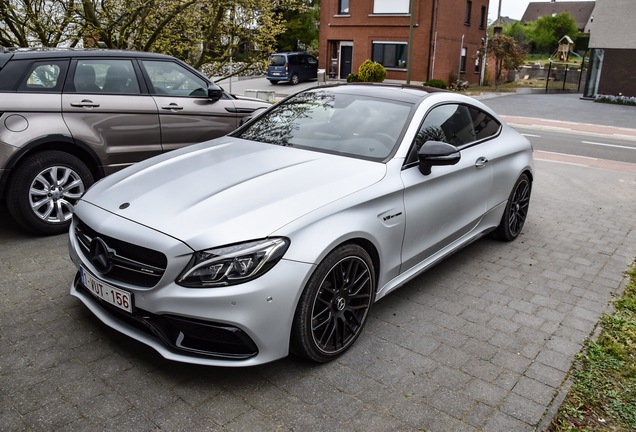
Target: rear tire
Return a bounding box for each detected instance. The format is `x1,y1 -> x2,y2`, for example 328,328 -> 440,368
291,244 -> 376,363
289,74 -> 300,85
491,173 -> 531,241
7,151 -> 94,235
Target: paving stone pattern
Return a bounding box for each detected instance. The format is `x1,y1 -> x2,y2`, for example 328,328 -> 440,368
1,159 -> 635,431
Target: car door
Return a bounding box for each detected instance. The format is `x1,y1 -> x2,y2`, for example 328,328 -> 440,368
139,59 -> 242,152
62,58 -> 161,176
400,103 -> 494,271
306,55 -> 318,80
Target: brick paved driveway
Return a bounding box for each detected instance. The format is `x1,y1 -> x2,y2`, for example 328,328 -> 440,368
1,159 -> 635,431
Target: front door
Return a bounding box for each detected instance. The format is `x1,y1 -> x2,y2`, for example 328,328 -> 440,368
340,44 -> 353,79
139,59 -> 238,152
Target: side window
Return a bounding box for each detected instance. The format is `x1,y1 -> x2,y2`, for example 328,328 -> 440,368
415,104 -> 475,149
288,56 -> 298,66
71,59 -> 140,94
467,106 -> 501,141
18,61 -> 68,92
141,60 -> 207,97
308,56 -> 318,65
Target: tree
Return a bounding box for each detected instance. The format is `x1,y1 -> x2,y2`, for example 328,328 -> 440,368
504,21 -> 531,51
0,0 -> 305,75
527,12 -> 578,54
487,34 -> 526,91
275,0 -> 319,53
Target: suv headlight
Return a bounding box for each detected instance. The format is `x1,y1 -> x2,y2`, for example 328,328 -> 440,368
177,238 -> 290,288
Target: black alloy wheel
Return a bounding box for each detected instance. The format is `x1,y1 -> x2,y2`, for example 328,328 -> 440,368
492,173 -> 531,241
291,244 -> 376,362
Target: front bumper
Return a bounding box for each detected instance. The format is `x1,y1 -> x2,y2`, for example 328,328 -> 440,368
68,212 -> 314,367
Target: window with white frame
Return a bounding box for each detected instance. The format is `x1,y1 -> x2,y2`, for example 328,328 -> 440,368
373,0 -> 409,14
372,42 -> 407,69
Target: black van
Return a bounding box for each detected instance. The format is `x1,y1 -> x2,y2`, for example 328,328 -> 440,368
265,52 -> 318,85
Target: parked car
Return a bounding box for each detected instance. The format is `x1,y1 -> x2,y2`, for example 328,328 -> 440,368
68,83 -> 534,366
266,52 -> 318,85
0,48 -> 271,235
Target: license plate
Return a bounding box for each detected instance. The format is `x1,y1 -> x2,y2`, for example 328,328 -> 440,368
81,267 -> 133,313
272,72 -> 282,76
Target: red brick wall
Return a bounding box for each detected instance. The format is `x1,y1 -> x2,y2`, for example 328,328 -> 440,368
319,0 -> 489,85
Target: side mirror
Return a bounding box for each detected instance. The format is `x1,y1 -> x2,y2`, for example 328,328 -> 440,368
417,141 -> 461,175
207,83 -> 223,102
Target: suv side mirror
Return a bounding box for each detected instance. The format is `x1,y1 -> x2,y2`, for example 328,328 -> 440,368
207,83 -> 223,102
417,141 -> 461,175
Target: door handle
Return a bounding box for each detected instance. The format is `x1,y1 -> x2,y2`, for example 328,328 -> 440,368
161,103 -> 184,111
475,157 -> 489,168
70,100 -> 100,108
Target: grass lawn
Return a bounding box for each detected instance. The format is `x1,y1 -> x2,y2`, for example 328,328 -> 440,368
548,265 -> 636,431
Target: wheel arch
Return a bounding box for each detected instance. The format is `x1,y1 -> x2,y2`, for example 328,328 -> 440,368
1,135 -> 103,197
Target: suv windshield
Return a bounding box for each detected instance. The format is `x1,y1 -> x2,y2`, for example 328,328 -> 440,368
237,89 -> 412,161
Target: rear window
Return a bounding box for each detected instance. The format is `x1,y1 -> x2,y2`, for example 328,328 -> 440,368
269,55 -> 286,66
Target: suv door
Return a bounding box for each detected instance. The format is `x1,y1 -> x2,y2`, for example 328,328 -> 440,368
62,58 -> 161,176
140,59 -> 247,152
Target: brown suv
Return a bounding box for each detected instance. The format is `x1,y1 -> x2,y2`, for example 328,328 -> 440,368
0,48 -> 270,235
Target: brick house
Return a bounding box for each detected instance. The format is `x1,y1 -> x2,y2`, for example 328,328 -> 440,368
584,0 -> 636,98
319,0 -> 490,85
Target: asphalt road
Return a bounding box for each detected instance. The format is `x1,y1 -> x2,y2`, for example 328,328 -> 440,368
517,126 -> 636,164
221,77 -> 636,164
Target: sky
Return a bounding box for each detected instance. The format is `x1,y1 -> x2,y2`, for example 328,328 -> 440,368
487,0 -> 596,22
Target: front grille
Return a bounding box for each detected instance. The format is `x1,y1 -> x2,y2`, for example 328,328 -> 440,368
75,275 -> 258,360
74,216 -> 167,287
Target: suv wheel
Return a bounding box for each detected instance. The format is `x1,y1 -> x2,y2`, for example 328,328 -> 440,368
290,74 -> 300,85
7,151 -> 94,235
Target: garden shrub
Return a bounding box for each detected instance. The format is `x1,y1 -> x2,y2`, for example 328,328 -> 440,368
423,79 -> 447,89
357,60 -> 387,83
346,73 -> 360,83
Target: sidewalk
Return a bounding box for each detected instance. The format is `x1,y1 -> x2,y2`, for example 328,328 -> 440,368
2,83 -> 636,432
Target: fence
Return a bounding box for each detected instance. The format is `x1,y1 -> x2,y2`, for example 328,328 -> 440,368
512,63 -> 587,93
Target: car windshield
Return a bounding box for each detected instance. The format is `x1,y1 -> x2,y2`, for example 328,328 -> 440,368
237,89 -> 413,160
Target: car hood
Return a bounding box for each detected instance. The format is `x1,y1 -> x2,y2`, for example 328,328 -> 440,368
81,137 -> 386,251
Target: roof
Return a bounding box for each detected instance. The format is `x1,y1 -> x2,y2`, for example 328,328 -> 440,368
522,1 -> 596,31
0,48 -> 175,61
491,16 -> 519,28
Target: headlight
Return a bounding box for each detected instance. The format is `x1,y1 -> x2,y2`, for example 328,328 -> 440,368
177,238 -> 290,288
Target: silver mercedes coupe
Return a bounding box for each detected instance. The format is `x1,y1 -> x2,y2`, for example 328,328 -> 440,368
69,83 -> 534,366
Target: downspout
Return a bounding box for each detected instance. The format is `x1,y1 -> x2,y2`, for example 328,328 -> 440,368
427,0 -> 439,81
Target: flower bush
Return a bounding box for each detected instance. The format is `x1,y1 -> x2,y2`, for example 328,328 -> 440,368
595,94 -> 636,106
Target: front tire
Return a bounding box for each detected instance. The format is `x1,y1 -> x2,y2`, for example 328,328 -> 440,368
7,151 -> 94,235
291,244 -> 376,362
492,173 -> 531,241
